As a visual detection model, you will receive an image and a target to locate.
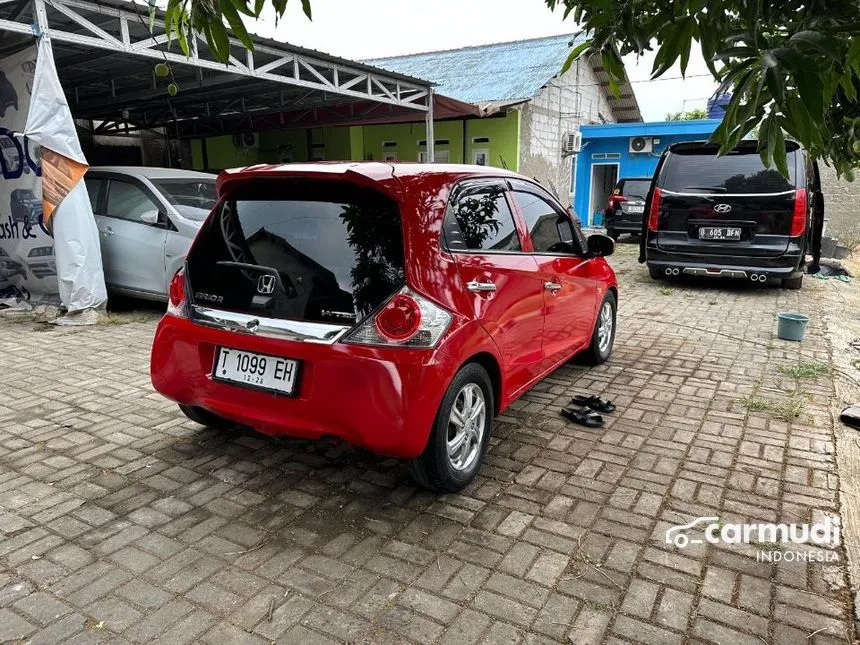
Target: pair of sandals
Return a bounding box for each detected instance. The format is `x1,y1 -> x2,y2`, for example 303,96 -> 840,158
561,395 -> 615,428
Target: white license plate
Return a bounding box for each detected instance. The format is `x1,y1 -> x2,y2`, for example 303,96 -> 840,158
627,205 -> 644,214
699,226 -> 742,241
213,348 -> 299,395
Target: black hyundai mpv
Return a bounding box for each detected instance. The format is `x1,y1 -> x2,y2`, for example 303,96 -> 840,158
641,140 -> 822,290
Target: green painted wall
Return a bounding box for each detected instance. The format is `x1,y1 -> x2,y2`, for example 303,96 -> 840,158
357,111 -> 519,170
187,110 -> 520,171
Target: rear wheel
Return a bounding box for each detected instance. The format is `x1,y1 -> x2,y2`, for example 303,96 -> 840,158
648,265 -> 664,280
583,292 -> 616,365
782,275 -> 803,290
409,363 -> 493,493
607,228 -> 619,241
179,404 -> 235,429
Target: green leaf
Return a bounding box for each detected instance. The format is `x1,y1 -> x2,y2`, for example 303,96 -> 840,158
795,66 -> 825,121
765,67 -> 785,104
227,0 -> 255,17
253,0 -> 265,16
206,20 -> 231,63
758,114 -> 772,167
790,30 -> 840,59
561,40 -> 591,75
773,126 -> 789,178
301,0 -> 312,19
221,1 -> 254,51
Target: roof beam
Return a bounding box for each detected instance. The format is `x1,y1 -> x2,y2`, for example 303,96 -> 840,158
4,0 -> 431,112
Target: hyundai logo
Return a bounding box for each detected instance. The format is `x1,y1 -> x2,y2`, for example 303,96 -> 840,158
713,203 -> 732,213
256,274 -> 275,295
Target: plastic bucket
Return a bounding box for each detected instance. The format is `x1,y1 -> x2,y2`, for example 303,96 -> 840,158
777,312 -> 810,341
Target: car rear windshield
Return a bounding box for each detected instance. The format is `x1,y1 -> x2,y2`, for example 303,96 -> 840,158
620,179 -> 651,200
660,145 -> 799,194
151,178 -> 217,220
186,180 -> 404,324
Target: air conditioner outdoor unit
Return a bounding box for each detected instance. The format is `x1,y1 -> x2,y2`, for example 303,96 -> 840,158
233,132 -> 259,148
629,136 -> 653,154
562,131 -> 582,155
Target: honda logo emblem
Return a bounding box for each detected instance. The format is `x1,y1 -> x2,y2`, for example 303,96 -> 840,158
256,274 -> 275,295
713,203 -> 732,213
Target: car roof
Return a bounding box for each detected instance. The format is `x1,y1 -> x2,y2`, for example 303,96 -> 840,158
217,162 -> 536,199
88,166 -> 216,180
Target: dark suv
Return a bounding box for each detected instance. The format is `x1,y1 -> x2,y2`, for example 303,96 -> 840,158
641,140 -> 822,290
605,177 -> 651,240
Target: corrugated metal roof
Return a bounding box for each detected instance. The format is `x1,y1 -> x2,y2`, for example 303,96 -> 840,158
366,33 -> 587,105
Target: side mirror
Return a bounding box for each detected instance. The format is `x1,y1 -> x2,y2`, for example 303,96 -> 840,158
139,209 -> 160,224
587,233 -> 615,257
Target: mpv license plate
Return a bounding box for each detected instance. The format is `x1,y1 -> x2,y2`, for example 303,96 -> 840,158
214,347 -> 299,395
699,227 -> 741,241
627,205 -> 644,214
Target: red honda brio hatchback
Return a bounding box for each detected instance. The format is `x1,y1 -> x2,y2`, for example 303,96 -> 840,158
150,163 -> 618,491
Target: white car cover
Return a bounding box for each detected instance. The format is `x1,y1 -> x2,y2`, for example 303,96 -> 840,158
25,36 -> 106,313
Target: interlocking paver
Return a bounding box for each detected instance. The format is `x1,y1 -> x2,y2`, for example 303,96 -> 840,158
0,245 -> 856,643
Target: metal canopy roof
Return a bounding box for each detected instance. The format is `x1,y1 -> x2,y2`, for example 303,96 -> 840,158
367,33 -> 642,123
0,0 -> 436,135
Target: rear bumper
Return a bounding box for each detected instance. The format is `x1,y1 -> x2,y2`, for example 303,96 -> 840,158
646,247 -> 804,279
605,214 -> 643,232
149,314 -> 458,458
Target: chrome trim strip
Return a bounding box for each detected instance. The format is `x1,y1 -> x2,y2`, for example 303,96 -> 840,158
190,306 -> 351,344
682,267 -> 748,278
660,189 -> 796,198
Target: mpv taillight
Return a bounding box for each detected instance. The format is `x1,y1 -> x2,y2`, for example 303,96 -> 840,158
791,188 -> 807,237
608,195 -> 626,209
647,188 -> 662,231
167,268 -> 188,318
343,287 -> 452,348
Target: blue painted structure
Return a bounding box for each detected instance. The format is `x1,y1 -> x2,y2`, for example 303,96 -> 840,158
573,119 -> 721,226
366,33 -> 588,104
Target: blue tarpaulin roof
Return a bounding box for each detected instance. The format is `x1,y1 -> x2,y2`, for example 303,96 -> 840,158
366,33 -> 587,106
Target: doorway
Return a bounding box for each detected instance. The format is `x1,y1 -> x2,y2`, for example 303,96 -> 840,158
589,163 -> 619,227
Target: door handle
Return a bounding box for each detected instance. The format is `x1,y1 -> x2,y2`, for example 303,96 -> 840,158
544,281 -> 562,293
466,280 -> 497,293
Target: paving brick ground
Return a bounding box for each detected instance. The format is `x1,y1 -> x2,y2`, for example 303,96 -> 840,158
0,241 -> 855,644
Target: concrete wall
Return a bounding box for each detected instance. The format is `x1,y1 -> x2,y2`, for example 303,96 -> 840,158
519,58 -> 615,207
818,164 -> 860,238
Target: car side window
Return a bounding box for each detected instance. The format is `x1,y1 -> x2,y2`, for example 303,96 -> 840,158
444,186 -> 521,252
513,191 -> 581,254
106,179 -> 159,223
84,178 -> 105,213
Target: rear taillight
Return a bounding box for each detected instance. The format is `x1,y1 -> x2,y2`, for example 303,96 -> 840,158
791,188 -> 807,237
166,268 -> 188,318
607,195 -> 626,209
647,188 -> 662,231
343,287 -> 452,348
375,294 -> 421,341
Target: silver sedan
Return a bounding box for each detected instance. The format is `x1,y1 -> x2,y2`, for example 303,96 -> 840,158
85,167 -> 216,301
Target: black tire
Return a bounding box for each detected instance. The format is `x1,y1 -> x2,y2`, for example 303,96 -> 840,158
782,275 -> 803,290
409,363 -> 494,493
583,292 -> 617,365
648,265 -> 664,280
178,404 -> 235,429
607,228 -> 619,241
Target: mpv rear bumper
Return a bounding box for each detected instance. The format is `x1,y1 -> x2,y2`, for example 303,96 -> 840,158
150,314 -> 456,458
646,247 -> 805,279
